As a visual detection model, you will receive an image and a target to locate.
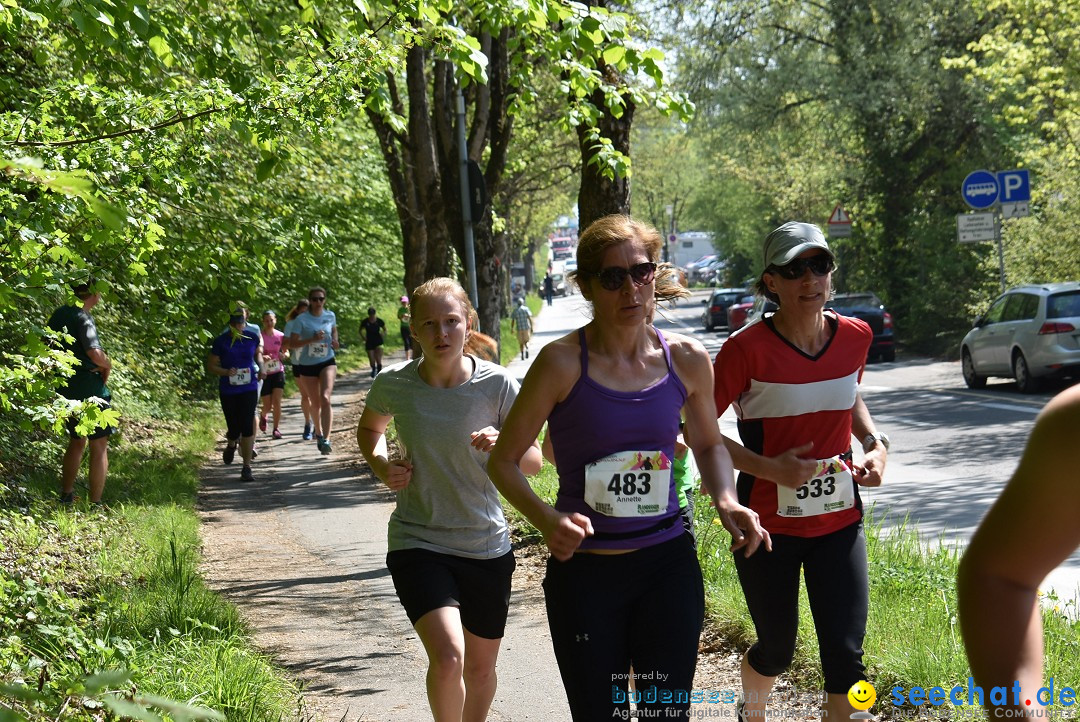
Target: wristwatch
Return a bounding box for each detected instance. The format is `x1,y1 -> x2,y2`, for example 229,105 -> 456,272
862,431 -> 890,453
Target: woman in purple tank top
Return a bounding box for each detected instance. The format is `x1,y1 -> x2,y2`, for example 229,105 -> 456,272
490,215 -> 771,721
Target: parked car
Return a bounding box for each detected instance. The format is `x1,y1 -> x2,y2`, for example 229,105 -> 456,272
701,287 -> 750,331
727,295 -> 756,332
694,258 -> 727,285
741,296 -> 777,330
683,254 -> 718,283
551,273 -> 568,297
959,282 -> 1080,393
827,292 -> 896,362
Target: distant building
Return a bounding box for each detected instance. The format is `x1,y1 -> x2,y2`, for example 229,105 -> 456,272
669,231 -> 717,269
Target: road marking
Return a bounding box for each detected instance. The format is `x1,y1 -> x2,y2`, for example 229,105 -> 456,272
874,414 -> 936,429
978,402 -> 1039,414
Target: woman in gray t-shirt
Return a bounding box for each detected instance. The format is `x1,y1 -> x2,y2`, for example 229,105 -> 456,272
357,276 -> 542,721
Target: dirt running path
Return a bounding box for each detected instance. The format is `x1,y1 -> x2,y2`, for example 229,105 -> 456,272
196,356 -> 812,721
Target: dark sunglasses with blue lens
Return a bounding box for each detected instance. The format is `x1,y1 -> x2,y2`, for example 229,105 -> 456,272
770,254 -> 834,280
596,262 -> 657,291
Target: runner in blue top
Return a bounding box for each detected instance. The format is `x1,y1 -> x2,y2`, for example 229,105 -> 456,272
289,286 -> 339,454
208,313 -> 264,481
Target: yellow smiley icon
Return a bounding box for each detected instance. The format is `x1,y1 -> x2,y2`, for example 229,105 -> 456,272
848,681 -> 876,711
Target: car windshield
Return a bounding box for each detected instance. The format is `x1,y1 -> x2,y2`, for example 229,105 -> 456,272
1047,290 -> 1080,319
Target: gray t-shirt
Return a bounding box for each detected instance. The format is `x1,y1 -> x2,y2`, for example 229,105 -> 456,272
364,356 -> 520,559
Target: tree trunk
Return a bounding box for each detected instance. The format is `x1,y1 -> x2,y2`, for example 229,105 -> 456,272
365,78 -> 426,295
575,7 -> 636,228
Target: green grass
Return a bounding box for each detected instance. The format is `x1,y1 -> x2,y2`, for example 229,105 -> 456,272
503,465 -> 1080,717
0,400 -> 304,720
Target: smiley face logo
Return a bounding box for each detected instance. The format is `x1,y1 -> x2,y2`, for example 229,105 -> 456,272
848,681 -> 876,711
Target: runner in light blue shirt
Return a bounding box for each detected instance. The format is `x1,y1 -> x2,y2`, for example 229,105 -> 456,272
288,287 -> 339,454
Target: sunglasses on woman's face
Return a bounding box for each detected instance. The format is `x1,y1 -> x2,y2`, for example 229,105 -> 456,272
596,262 -> 657,291
309,296 -> 326,302
771,254 -> 834,280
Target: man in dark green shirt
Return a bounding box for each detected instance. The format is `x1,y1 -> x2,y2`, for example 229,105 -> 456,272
47,283 -> 114,504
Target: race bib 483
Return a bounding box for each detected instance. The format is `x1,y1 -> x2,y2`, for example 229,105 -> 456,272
584,450 -> 672,518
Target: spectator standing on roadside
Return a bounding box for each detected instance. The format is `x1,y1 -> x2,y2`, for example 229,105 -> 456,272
543,273 -> 554,307
713,221 -> 888,722
398,295 -> 414,361
488,215 -> 769,721
511,298 -> 533,360
357,276 -> 542,722
283,299 -> 315,440
360,306 -> 386,378
208,312 -> 264,482
290,287 -> 338,454
259,310 -> 287,440
958,383 -> 1080,716
48,282 -> 115,505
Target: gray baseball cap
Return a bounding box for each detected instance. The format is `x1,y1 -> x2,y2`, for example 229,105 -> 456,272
762,222 -> 833,271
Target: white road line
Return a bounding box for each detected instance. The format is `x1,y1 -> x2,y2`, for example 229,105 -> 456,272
978,402 -> 1040,414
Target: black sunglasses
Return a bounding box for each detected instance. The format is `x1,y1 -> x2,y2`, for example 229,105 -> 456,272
309,296 -> 326,302
770,255 -> 834,280
596,262 -> 657,291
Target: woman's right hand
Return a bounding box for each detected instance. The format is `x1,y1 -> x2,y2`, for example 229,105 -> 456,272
769,442 -> 818,489
379,459 -> 413,491
542,512 -> 593,561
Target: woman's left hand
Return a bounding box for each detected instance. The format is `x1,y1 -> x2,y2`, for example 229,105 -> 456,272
470,426 -> 499,453
715,500 -> 772,557
854,447 -> 886,487
331,338 -> 339,350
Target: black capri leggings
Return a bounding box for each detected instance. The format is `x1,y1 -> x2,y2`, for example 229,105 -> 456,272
543,533 -> 704,721
733,521 -> 868,694
219,390 -> 258,441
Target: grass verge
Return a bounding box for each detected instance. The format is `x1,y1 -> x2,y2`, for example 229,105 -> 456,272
504,461 -> 1080,718
0,385 -> 333,720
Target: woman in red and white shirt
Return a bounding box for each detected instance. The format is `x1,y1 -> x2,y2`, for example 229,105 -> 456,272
713,222 -> 889,722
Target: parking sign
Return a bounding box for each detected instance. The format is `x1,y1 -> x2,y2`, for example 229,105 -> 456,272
997,169 -> 1030,203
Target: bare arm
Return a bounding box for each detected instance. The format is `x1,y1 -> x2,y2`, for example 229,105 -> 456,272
86,347 -> 111,384
356,405 -> 413,490
671,334 -> 770,556
850,391 -> 886,486
958,385 -> 1080,713
206,353 -> 233,378
488,341 -> 593,561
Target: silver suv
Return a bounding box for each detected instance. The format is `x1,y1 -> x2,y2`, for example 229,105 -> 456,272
960,282 -> 1080,392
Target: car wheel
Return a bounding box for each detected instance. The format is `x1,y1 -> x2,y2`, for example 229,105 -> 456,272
962,349 -> 986,389
1012,351 -> 1040,393
703,316 -> 712,332
882,349 -> 896,363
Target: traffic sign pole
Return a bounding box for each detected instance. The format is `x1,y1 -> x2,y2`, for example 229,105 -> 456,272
958,168 -> 1030,293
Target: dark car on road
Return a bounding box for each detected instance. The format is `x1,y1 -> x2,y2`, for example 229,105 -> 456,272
701,287 -> 750,331
827,292 -> 896,362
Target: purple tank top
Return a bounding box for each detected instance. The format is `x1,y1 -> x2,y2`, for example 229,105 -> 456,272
548,327 -> 688,550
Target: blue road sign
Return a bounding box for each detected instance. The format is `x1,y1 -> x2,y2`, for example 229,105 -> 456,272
962,170 -> 999,209
997,169 -> 1030,203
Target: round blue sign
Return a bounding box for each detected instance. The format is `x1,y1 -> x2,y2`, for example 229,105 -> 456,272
962,170 -> 999,209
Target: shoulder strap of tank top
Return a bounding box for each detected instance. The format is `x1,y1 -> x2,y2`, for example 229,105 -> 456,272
577,327 -> 589,374
654,327 -> 675,374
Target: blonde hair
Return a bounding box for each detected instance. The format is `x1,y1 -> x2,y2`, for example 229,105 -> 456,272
410,277 -> 475,327
286,299 -> 309,321
569,214 -> 689,304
